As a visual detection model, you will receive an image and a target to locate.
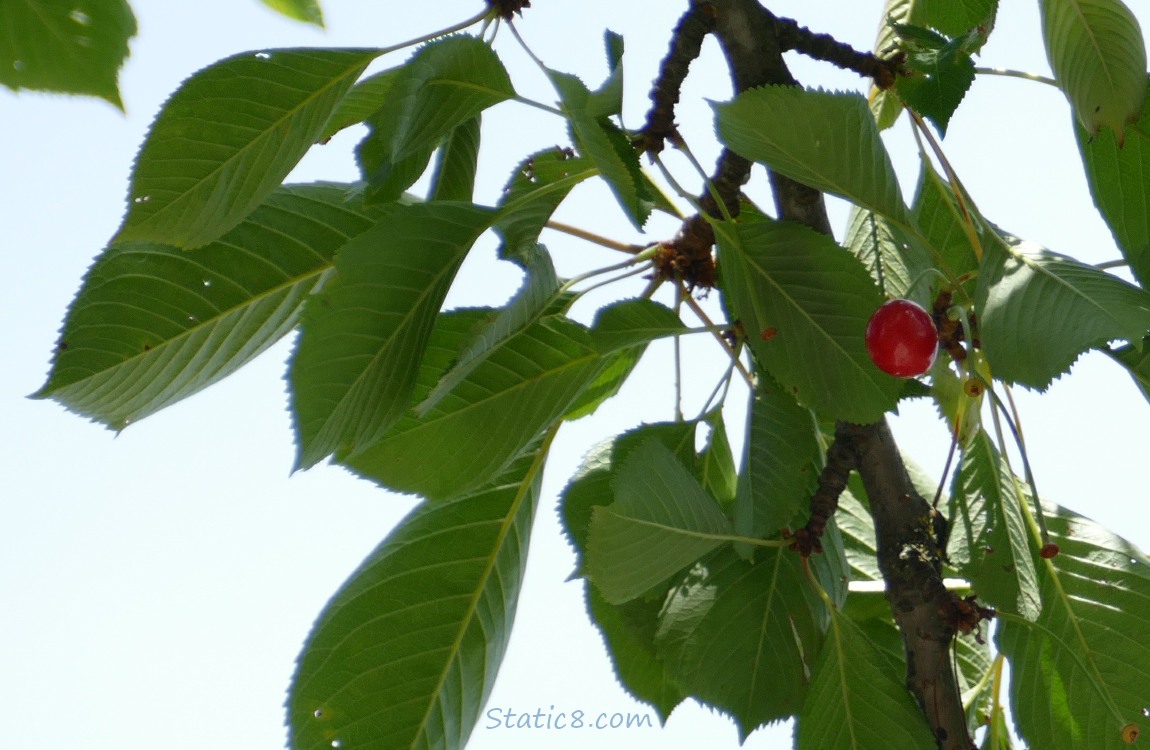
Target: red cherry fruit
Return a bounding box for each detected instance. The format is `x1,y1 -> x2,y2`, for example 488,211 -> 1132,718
865,299 -> 939,377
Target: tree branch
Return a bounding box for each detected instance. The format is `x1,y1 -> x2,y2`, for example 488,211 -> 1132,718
696,1 -> 976,746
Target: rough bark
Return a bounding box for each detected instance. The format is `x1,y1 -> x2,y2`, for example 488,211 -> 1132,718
690,1 -> 976,746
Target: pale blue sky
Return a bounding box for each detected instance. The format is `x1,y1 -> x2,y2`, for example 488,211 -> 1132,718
3,2 -> 1148,749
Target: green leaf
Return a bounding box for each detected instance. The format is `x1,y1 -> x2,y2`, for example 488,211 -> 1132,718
344,314 -> 608,500
796,608 -> 937,750
894,33 -> 976,135
559,426 -> 695,719
700,410 -> 738,507
358,36 -> 515,203
560,345 -> 643,421
655,547 -> 827,737
494,148 -> 597,262
116,48 -> 379,248
589,298 -> 688,352
320,68 -> 400,141
562,422 -> 702,573
34,183 -> 380,428
288,441 -> 542,750
1077,78 -> 1150,287
948,432 -> 1041,620
290,202 -> 494,469
417,247 -> 564,416
1039,0 -> 1147,141
716,218 -> 903,422
588,30 -> 625,118
871,0 -> 916,129
430,116 -> 481,202
584,588 -> 684,720
1105,336 -> 1150,405
0,0 -> 136,107
549,70 -> 653,230
844,204 -> 934,302
975,236 -> 1150,388
732,377 -> 821,543
588,440 -> 733,604
838,478 -> 883,581
911,159 -> 982,280
997,503 -> 1150,749
917,0 -> 998,38
715,87 -> 911,226
930,352 -> 985,445
259,0 -> 323,26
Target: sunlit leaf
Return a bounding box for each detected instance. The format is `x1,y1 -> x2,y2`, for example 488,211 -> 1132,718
429,116 -> 481,201
116,48 -> 379,248
894,29 -> 976,135
715,86 -> 911,226
560,424 -> 701,719
1039,0 -> 1146,141
717,217 -> 903,422
998,503 -> 1150,749
1077,79 -> 1150,287
911,159 -> 983,280
917,0 -> 998,38
35,183 -> 380,428
732,377 -> 821,543
948,432 -> 1041,620
320,68 -> 400,140
344,314 -> 607,500
0,0 -> 136,107
844,204 -> 933,302
655,547 -> 828,738
259,0 -> 324,26
417,247 -> 563,416
494,148 -> 597,262
796,608 -> 937,750
589,298 -> 688,352
290,202 -> 494,469
976,236 -> 1150,388
549,69 -> 654,230
357,36 -> 514,203
1105,336 -> 1150,406
288,442 -> 542,750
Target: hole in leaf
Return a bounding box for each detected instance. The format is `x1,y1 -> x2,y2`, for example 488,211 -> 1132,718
70,9 -> 91,25
255,52 -> 272,60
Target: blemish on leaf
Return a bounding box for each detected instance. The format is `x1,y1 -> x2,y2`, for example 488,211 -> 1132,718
760,327 -> 777,341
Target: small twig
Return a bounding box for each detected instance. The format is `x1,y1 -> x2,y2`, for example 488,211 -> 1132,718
974,67 -> 1057,88
910,111 -> 984,263
544,220 -> 646,254
790,427 -> 857,556
678,287 -> 756,388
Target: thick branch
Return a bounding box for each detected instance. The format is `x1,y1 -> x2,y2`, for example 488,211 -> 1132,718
641,5 -> 716,154
699,1 -> 975,746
